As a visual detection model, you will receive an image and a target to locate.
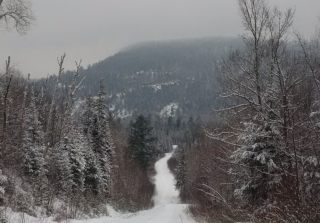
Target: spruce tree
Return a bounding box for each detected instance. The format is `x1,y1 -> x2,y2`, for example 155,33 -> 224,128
53,136 -> 73,195
82,97 -> 94,136
53,108 -> 86,196
128,115 -> 157,169
22,89 -> 46,179
91,82 -> 113,195
67,128 -> 86,193
83,147 -> 102,196
81,97 -> 103,196
231,120 -> 290,205
81,82 -> 114,196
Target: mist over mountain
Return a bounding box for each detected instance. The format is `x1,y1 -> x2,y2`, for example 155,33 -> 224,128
3,1 -> 320,222
63,37 -> 242,119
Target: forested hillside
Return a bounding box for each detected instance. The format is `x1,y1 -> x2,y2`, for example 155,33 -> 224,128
48,38 -> 242,120
1,0 -> 320,223
0,55 -> 162,221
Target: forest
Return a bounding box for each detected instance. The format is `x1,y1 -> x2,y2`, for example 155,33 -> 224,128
1,0 -> 320,222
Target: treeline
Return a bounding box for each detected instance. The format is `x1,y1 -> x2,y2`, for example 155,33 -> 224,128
0,55 -> 164,221
173,0 -> 320,222
0,55 -> 115,219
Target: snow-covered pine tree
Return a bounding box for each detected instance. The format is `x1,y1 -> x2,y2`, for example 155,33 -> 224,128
95,81 -> 113,160
81,97 -> 103,196
53,136 -> 73,195
54,107 -> 87,196
21,88 -> 49,206
90,82 -> 113,196
83,145 -> 102,196
67,128 -> 86,194
82,97 -> 94,136
80,82 -> 114,197
231,118 -> 291,205
22,88 -> 46,179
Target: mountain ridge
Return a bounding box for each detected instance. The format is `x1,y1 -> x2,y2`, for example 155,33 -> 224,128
54,37 -> 242,120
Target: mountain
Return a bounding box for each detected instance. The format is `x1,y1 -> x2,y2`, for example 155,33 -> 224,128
63,37 -> 242,120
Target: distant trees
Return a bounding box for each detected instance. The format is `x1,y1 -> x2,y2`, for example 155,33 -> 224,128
0,0 -> 33,33
129,115 -> 157,170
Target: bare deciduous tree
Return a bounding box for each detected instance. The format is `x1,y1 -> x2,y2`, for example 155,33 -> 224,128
0,0 -> 33,34
239,0 -> 270,107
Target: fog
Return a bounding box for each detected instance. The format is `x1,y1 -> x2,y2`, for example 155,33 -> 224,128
0,0 -> 319,78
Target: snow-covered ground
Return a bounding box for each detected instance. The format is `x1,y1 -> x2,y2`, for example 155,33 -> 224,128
72,204 -> 193,223
72,152 -> 196,223
160,103 -> 179,118
6,152 -> 196,223
153,152 -> 180,206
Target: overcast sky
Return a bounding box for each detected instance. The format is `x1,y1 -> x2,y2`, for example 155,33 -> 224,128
0,0 -> 320,78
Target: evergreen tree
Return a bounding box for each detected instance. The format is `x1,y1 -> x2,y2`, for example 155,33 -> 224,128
80,83 -> 114,196
231,119 -> 291,205
83,146 -> 102,196
67,128 -> 86,193
53,136 -> 73,195
96,81 -> 114,157
129,115 -> 157,169
91,82 -> 113,195
82,97 -> 94,136
22,89 -> 46,179
53,101 -> 90,197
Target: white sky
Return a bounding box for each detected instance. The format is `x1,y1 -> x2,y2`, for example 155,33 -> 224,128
0,0 -> 319,78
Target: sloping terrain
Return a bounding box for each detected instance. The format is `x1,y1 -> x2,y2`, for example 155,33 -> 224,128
51,37 -> 241,119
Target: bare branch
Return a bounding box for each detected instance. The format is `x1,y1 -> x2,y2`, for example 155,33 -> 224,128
0,0 -> 34,34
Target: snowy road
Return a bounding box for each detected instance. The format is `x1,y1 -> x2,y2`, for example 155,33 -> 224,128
72,152 -> 196,223
8,152 -> 196,223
